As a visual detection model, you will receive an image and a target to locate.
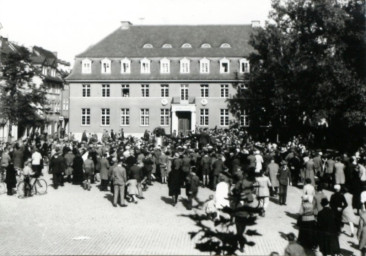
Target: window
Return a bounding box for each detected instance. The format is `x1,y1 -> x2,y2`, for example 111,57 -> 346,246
240,58 -> 250,73
141,58 -> 150,74
239,83 -> 248,93
220,109 -> 229,126
180,58 -> 190,73
201,43 -> 211,48
200,84 -> 209,98
81,59 -> 92,74
121,84 -> 130,97
160,58 -> 170,74
121,58 -> 131,74
101,108 -> 110,126
181,84 -> 189,101
220,43 -> 231,48
81,108 -> 90,125
200,109 -> 209,126
240,110 -> 249,127
161,84 -> 169,97
102,84 -> 110,97
143,43 -> 153,48
141,84 -> 149,97
63,99 -> 69,111
101,58 -> 111,74
220,58 -> 230,73
140,108 -> 149,126
162,44 -> 172,48
82,84 -> 90,97
221,84 -> 229,98
182,43 -> 192,48
120,108 -> 130,126
160,109 -> 170,126
200,58 -> 210,73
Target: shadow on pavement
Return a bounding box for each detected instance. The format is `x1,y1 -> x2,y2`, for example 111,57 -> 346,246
160,196 -> 173,206
269,197 -> 279,205
104,194 -> 113,205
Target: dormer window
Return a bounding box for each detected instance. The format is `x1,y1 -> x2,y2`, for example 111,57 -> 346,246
162,44 -> 172,48
180,58 -> 190,74
220,43 -> 231,48
160,58 -> 170,74
141,58 -> 151,74
181,43 -> 192,48
101,58 -> 111,74
220,58 -> 230,73
240,58 -> 250,73
201,43 -> 212,48
121,58 -> 131,74
200,58 -> 210,74
143,43 -> 153,48
81,58 -> 92,74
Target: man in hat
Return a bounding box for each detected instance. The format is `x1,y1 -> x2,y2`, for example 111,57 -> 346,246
49,148 -> 67,189
330,184 -> 347,233
278,160 -> 291,205
112,158 -> 128,207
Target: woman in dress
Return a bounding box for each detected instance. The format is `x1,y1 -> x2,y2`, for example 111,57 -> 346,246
297,195 -> 318,250
342,187 -> 357,237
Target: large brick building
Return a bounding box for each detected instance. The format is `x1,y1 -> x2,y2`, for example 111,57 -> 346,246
66,22 -> 255,139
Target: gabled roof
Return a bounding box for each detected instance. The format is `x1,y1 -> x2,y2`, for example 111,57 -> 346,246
77,24 -> 254,58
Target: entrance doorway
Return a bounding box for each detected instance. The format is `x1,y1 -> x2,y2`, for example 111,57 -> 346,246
176,111 -> 191,136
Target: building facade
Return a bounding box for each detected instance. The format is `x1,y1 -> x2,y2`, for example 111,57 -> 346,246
66,22 -> 253,139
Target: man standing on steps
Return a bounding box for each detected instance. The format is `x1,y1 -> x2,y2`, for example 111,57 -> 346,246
112,159 -> 128,207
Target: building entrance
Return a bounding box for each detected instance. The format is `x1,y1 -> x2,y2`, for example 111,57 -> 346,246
177,111 -> 191,136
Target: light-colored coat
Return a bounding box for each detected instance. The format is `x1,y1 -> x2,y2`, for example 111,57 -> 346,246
267,162 -> 279,187
99,157 -> 110,180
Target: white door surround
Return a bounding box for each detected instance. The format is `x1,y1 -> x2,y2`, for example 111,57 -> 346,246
171,104 -> 196,135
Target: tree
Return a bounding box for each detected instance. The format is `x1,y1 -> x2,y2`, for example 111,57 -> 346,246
229,0 -> 366,151
0,46 -> 47,141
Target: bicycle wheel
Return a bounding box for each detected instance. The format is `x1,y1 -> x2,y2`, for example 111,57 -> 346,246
0,182 -> 7,195
17,181 -> 25,198
34,179 -> 47,195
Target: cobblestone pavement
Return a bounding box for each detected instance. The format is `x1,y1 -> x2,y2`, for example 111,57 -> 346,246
0,173 -> 360,256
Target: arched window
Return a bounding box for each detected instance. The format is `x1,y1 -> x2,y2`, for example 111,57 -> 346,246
220,43 -> 231,48
143,43 -> 153,48
201,43 -> 212,48
239,58 -> 250,73
181,43 -> 192,48
180,58 -> 190,73
160,58 -> 170,74
101,58 -> 111,74
162,44 -> 172,48
121,58 -> 131,74
200,58 -> 210,74
140,58 -> 151,74
219,58 -> 230,73
81,58 -> 92,74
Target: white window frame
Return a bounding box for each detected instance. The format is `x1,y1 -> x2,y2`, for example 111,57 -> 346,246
140,108 -> 149,126
120,108 -> 130,126
162,44 -> 172,48
180,84 -> 189,101
82,84 -> 90,97
121,84 -> 130,97
141,84 -> 150,97
160,58 -> 170,74
141,58 -> 151,74
220,109 -> 229,126
121,58 -> 131,74
180,58 -> 190,74
143,43 -> 153,48
240,58 -> 250,73
102,84 -> 110,97
240,110 -> 249,127
81,59 -> 92,74
63,99 -> 68,111
81,108 -> 90,126
201,43 -> 211,48
181,43 -> 192,48
220,43 -> 231,48
161,84 -> 169,98
160,109 -> 170,126
220,58 -> 230,73
200,84 -> 209,98
200,109 -> 209,126
101,108 -> 110,126
200,58 -> 210,74
221,84 -> 229,98
101,58 -> 111,74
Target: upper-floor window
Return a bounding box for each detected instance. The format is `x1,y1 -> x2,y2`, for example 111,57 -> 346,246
141,84 -> 150,97
180,58 -> 190,74
162,44 -> 172,48
220,58 -> 230,73
181,84 -> 189,101
182,43 -> 192,48
101,108 -> 110,126
143,43 -> 153,48
200,84 -> 209,98
160,58 -> 170,74
160,109 -> 170,126
81,108 -> 90,126
102,84 -> 110,97
121,108 -> 130,126
82,84 -> 90,97
101,58 -> 111,74
220,109 -> 229,126
221,84 -> 229,98
161,84 -> 169,98
240,110 -> 249,127
240,58 -> 250,73
201,43 -> 212,48
141,58 -> 151,74
121,58 -> 131,74
220,43 -> 231,48
81,59 -> 92,74
140,108 -> 149,126
200,58 -> 210,74
121,84 -> 130,97
63,99 -> 69,111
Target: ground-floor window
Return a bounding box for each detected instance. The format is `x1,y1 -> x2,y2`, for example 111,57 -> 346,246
81,108 -> 90,125
220,109 -> 229,126
160,109 -> 170,126
240,110 -> 249,127
101,108 -> 110,126
141,108 -> 149,126
121,108 -> 130,126
200,109 -> 209,126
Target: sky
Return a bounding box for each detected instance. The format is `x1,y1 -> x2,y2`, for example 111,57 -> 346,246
0,0 -> 272,65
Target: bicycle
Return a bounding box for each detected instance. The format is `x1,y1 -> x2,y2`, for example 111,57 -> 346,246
17,174 -> 48,198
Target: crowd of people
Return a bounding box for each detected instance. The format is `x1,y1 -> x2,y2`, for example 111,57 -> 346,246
1,127 -> 366,255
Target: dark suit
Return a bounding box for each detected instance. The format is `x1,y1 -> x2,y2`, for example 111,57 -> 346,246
317,207 -> 340,255
278,166 -> 291,205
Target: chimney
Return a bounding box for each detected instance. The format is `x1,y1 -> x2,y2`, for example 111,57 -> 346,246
251,20 -> 261,28
121,21 -> 132,30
